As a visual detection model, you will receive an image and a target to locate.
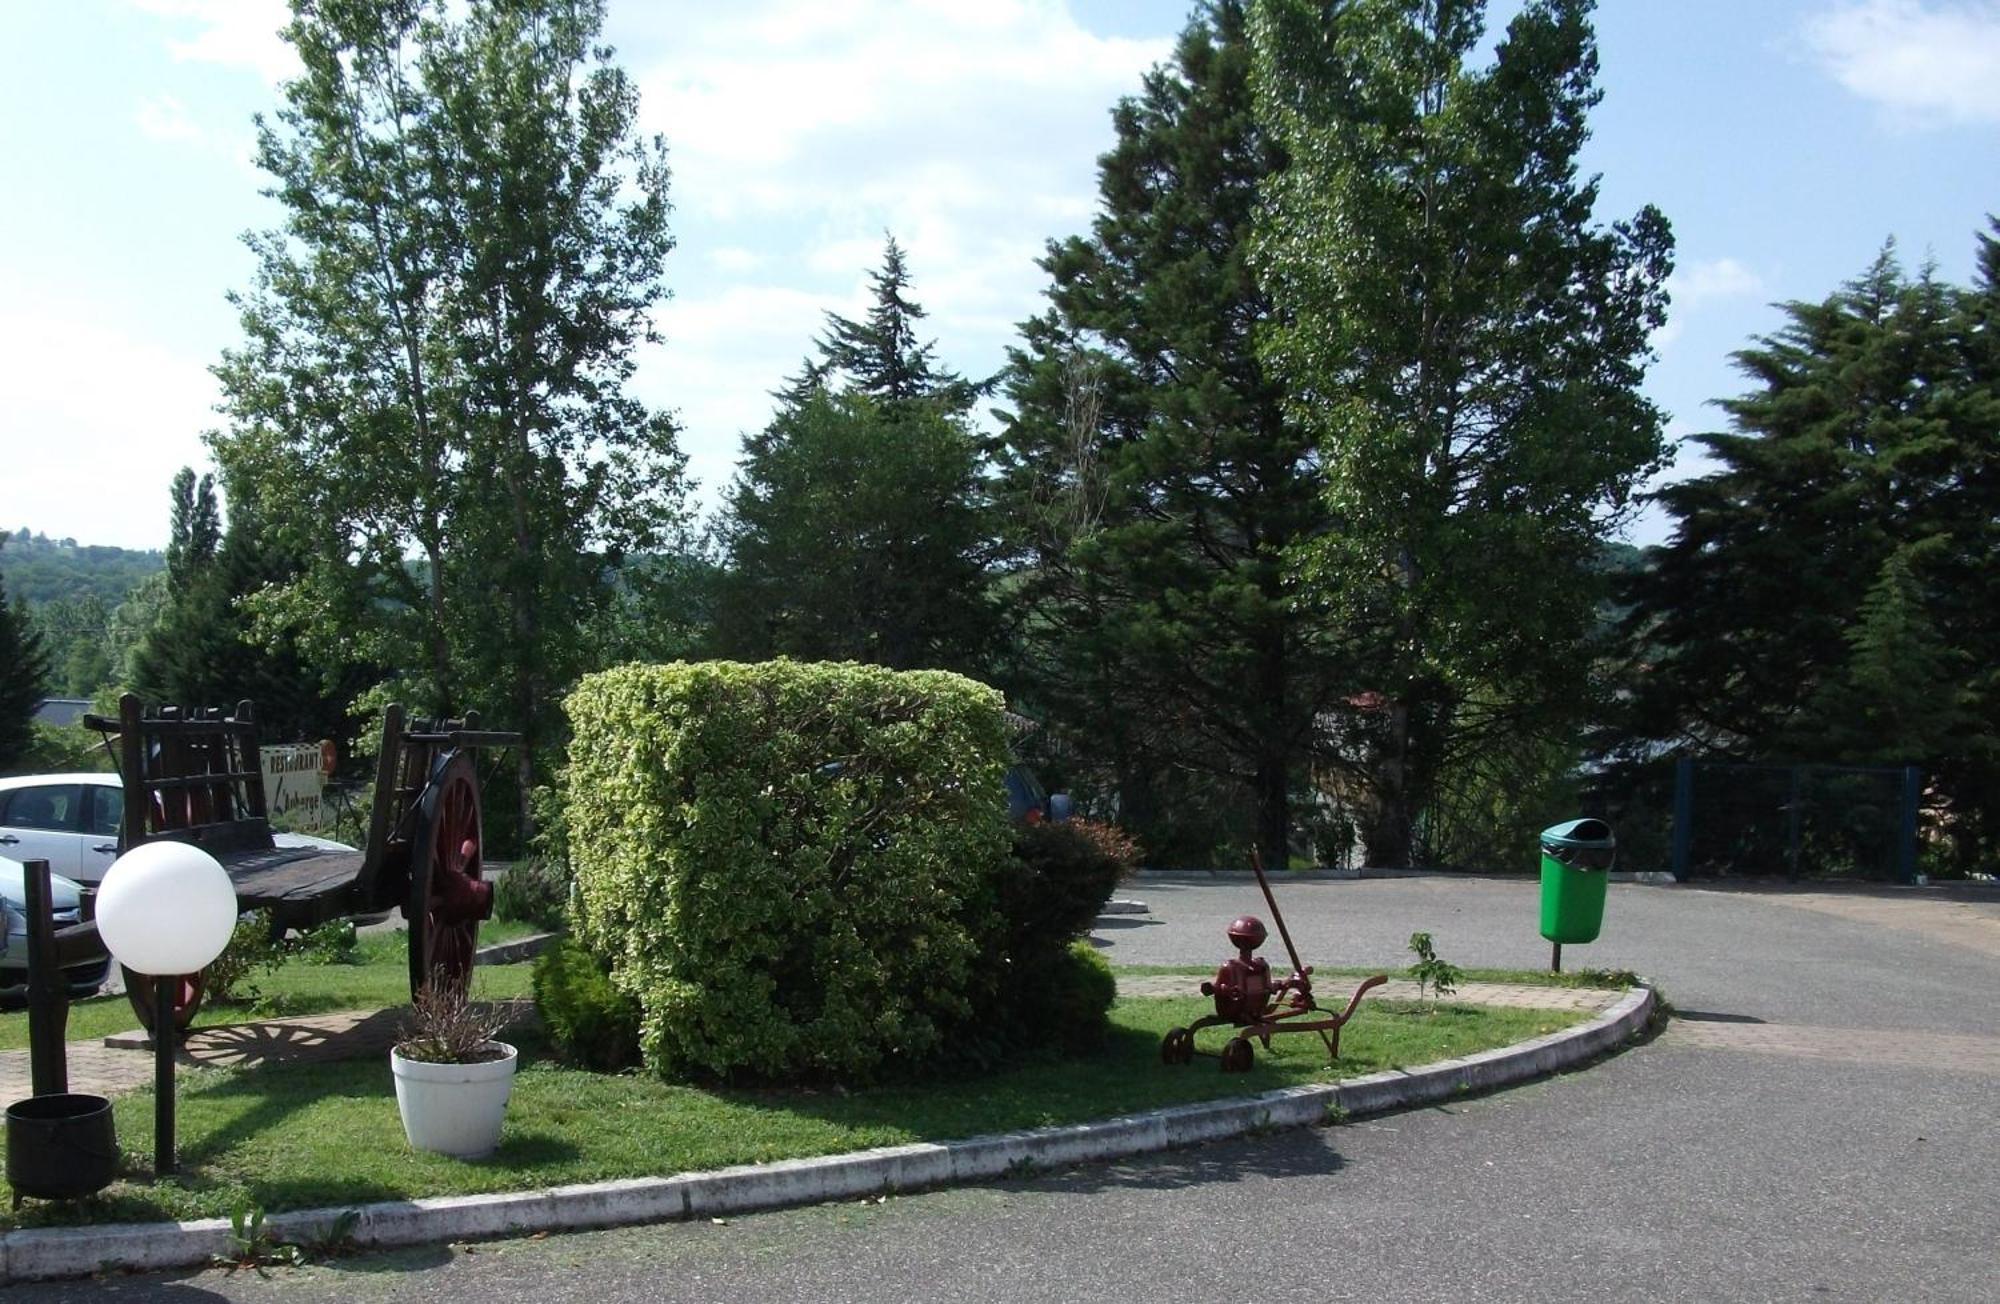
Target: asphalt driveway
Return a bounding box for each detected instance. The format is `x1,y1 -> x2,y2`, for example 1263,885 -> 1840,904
40,875 -> 2000,1303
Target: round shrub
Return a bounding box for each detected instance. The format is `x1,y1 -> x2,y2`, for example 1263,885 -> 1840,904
1005,939 -> 1117,1055
562,660 -> 1013,1083
532,937 -> 641,1070
1001,817 -> 1135,946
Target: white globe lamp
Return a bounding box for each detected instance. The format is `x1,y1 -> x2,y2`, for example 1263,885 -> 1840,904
95,839 -> 238,1178
96,840 -> 238,977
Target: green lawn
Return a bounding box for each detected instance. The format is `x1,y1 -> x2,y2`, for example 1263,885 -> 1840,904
0,924 -> 542,1052
1,996 -> 1584,1228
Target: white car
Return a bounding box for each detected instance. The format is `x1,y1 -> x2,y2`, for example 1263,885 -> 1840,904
0,772 -> 355,1003
0,856 -> 106,1003
0,772 -> 352,888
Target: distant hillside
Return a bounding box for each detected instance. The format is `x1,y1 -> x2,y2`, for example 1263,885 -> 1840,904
1,529 -> 164,607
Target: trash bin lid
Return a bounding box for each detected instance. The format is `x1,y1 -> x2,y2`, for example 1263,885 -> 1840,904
1539,818 -> 1614,848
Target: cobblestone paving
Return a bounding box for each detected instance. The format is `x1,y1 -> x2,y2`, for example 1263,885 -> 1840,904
1115,973 -> 1623,1012
0,999 -> 536,1101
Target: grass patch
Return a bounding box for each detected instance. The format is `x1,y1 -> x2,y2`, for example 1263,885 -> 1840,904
0,996 -> 1581,1228
0,929 -> 537,1052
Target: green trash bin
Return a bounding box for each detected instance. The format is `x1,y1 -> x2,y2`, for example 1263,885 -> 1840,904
1538,818 -> 1615,946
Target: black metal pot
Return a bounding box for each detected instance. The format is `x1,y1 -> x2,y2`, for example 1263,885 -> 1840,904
6,1093 -> 118,1202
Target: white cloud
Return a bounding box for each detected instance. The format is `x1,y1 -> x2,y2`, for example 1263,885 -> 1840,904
0,278 -> 218,550
130,0 -> 298,84
606,1 -> 1171,510
134,95 -> 203,143
1656,257 -> 1767,350
1804,1 -> 2000,125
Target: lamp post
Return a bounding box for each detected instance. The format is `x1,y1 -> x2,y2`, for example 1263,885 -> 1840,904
94,841 -> 237,1178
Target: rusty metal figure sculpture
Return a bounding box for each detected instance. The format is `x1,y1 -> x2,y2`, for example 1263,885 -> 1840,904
1159,852 -> 1387,1073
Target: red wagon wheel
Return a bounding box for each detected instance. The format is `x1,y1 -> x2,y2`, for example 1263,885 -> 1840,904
122,966 -> 206,1035
407,750 -> 494,999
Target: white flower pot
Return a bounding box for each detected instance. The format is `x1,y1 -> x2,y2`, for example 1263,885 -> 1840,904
391,1041 -> 518,1158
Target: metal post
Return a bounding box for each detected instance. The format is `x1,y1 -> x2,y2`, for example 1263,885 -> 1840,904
1786,766 -> 1803,878
155,977 -> 176,1178
1671,758 -> 1694,881
22,859 -> 68,1096
1551,941 -> 1562,974
1898,766 -> 1922,883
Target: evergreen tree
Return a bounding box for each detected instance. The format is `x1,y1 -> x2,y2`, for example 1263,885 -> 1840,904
1250,0 -> 1672,865
815,236 -> 974,408
717,389 -> 994,671
0,538 -> 52,771
1617,229 -> 2000,866
1619,249 -> 1958,756
132,473 -> 367,746
996,0 -> 1349,868
718,242 -> 994,674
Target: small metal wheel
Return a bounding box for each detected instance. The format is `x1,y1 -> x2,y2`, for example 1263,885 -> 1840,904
122,967 -> 205,1035
407,751 -> 493,999
1160,1026 -> 1195,1066
1220,1035 -> 1255,1074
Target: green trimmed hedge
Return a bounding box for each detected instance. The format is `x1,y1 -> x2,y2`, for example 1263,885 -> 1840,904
562,660 -> 1013,1082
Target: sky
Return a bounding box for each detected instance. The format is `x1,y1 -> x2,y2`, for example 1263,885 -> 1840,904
1,0 -> 1997,552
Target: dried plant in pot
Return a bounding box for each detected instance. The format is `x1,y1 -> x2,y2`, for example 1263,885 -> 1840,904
390,978 -> 517,1158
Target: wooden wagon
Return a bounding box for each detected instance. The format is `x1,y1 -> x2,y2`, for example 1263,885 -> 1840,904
84,693 -> 517,1030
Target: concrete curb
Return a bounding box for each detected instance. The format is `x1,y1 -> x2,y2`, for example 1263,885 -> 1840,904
474,931 -> 558,966
0,987 -> 1654,1284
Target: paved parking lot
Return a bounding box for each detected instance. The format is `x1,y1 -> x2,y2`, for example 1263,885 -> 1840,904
35,875 -> 2000,1303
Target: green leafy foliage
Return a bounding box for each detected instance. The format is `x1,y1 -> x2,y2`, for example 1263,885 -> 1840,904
0,538 -> 49,774
206,913 -> 290,1007
209,0 -> 689,840
1250,0 -> 1672,866
1405,931 -> 1463,1005
562,660 -> 1014,1082
1611,230 -> 2000,869
1001,818 -> 1135,947
996,1 -> 1348,870
494,858 -> 572,934
532,937 -> 641,1070
986,819 -> 1135,1056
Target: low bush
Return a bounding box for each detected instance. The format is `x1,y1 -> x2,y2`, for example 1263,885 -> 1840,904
1002,818 -> 1135,944
563,660 -> 1014,1083
205,912 -> 288,1005
493,857 -> 570,933
1002,939 -> 1117,1055
531,937 -> 640,1070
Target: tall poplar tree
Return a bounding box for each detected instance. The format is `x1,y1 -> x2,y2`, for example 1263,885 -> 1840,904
210,0 -> 686,833
997,0 -> 1349,868
1250,0 -> 1672,865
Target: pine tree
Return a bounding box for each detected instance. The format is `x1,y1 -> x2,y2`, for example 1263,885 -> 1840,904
718,242 -> 994,673
1619,248 -> 1959,757
996,0 -> 1349,868
1250,0 -> 1672,865
814,236 -> 973,409
1616,227 -> 2000,868
0,537 -> 52,771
